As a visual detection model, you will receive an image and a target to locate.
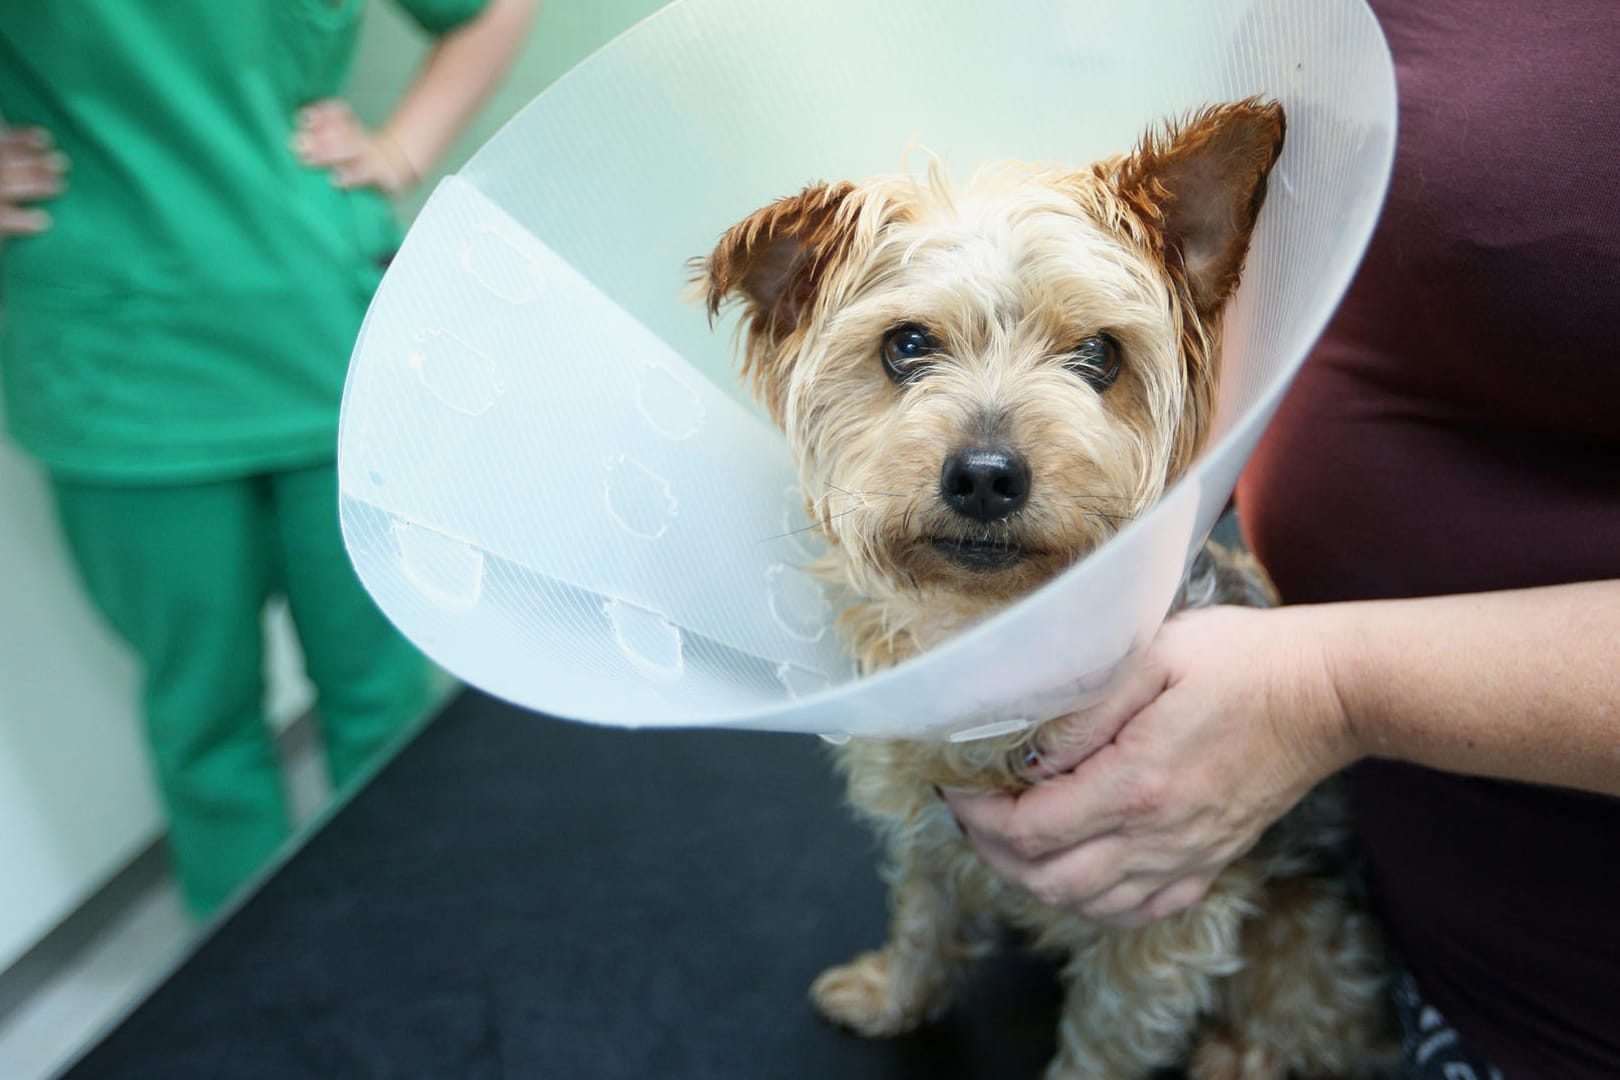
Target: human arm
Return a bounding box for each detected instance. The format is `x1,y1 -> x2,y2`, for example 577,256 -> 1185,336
292,0 -> 538,196
943,579 -> 1620,927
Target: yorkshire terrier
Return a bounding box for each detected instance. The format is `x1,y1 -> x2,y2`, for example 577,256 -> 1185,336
698,100 -> 1393,1079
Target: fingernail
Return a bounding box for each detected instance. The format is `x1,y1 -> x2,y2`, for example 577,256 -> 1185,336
1016,743 -> 1048,782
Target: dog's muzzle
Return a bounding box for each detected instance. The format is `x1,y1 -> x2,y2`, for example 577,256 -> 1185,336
932,445 -> 1033,571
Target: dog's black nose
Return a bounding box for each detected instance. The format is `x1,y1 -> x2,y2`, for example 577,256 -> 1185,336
941,447 -> 1031,522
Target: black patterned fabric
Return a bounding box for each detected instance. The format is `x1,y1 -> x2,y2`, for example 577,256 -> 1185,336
1392,970 -> 1503,1080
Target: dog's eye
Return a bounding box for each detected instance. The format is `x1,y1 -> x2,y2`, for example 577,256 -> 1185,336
1064,333 -> 1122,391
881,323 -> 942,383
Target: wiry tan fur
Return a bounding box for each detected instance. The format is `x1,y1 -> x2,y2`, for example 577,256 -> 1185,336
698,100 -> 1395,1079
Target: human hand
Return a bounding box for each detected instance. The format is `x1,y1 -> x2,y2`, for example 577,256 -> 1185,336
1,125 -> 67,240
943,605 -> 1360,928
290,99 -> 419,197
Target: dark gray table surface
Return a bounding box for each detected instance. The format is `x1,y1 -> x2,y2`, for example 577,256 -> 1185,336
63,690 -> 1071,1079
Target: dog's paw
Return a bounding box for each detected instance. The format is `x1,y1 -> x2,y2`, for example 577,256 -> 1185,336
1187,1032 -> 1287,1080
809,950 -> 933,1038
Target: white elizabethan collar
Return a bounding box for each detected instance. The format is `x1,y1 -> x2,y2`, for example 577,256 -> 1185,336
337,0 -> 1397,740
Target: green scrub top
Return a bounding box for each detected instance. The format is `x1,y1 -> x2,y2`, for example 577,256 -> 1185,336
0,0 -> 488,483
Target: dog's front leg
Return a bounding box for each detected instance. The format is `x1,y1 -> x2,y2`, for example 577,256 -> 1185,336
811,810 -> 991,1037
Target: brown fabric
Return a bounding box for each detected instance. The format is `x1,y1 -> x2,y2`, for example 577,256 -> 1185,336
1236,1 -> 1620,1076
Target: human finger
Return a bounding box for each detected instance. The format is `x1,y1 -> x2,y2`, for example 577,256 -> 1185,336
0,126 -> 55,152
954,788 -> 1216,921
330,154 -> 384,190
296,98 -> 356,129
1089,872 -> 1218,929
1076,876 -> 1162,925
946,790 -> 1120,884
1142,873 -> 1216,921
0,204 -> 52,236
0,150 -> 69,201
291,99 -> 368,163
1026,659 -> 1168,780
956,815 -> 1130,911
292,122 -> 368,168
947,750 -> 1137,862
1016,834 -> 1143,910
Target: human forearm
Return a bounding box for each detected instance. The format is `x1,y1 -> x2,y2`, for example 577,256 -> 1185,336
380,0 -> 538,184
1298,580 -> 1620,796
945,578 -> 1620,926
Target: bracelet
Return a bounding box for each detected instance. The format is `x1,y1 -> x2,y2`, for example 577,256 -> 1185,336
374,129 -> 422,193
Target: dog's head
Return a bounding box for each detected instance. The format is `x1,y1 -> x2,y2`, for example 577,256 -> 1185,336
700,100 -> 1284,611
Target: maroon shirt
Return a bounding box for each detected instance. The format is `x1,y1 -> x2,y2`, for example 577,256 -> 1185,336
1237,1 -> 1620,1076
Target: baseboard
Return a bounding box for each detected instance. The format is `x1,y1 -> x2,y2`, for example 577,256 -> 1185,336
0,704 -> 325,1027
0,669 -> 456,1045
0,840 -> 171,1027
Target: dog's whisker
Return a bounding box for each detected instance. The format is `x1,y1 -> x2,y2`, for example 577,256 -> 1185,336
757,504 -> 863,544
823,482 -> 911,500
1063,494 -> 1140,505
758,505 -> 874,544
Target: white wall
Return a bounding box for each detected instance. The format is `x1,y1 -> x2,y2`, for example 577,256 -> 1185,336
0,443 -> 157,971
0,442 -> 315,972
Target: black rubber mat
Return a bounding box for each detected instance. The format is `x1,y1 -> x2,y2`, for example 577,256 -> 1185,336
63,690 -> 1068,1079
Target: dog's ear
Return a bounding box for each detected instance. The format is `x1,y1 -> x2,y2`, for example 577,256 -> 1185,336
1116,99 -> 1285,316
698,182 -> 861,420
701,181 -> 859,337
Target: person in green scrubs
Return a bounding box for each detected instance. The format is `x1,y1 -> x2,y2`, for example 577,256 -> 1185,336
0,0 -> 536,917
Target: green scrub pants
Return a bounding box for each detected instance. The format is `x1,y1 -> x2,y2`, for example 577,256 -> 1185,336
51,464 -> 432,917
